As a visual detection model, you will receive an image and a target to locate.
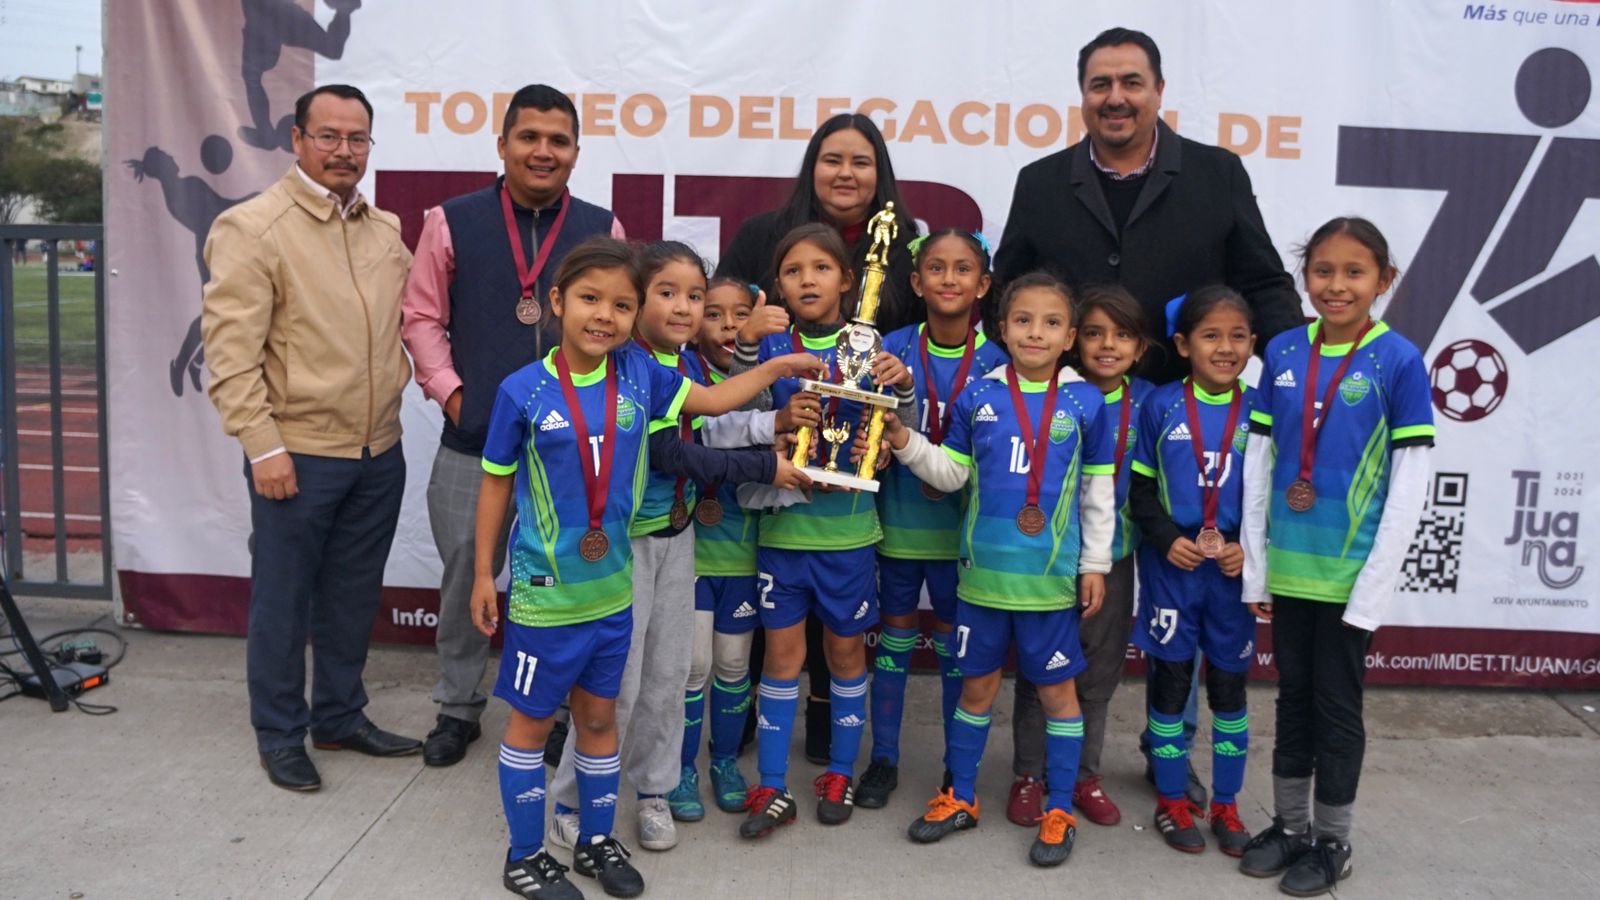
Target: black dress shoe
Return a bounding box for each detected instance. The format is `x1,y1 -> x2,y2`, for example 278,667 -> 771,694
423,714 -> 482,767
313,722 -> 423,757
260,747 -> 321,791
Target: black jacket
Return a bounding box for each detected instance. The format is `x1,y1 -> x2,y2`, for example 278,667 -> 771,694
992,120 -> 1303,384
715,208 -> 924,335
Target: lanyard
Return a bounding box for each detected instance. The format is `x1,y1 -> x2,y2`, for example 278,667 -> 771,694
500,184 -> 570,302
917,326 -> 977,445
553,349 -> 618,533
1006,365 -> 1061,512
1112,383 -> 1133,478
1296,320 -> 1375,483
1183,380 -> 1243,530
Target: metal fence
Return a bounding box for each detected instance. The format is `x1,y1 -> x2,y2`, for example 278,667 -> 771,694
0,224 -> 112,599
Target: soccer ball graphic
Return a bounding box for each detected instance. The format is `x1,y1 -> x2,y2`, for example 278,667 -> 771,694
1430,339 -> 1508,422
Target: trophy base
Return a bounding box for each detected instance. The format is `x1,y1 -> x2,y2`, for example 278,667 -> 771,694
801,466 -> 881,493
798,379 -> 898,408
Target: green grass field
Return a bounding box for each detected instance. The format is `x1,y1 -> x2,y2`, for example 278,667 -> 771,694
3,263 -> 100,370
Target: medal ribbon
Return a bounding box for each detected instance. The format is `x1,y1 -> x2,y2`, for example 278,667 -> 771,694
500,183 -> 570,309
1183,380 -> 1243,531
553,348 -> 618,534
636,339 -> 695,509
1296,320 -> 1375,484
1112,383 -> 1133,477
1005,365 -> 1060,514
918,325 -> 977,446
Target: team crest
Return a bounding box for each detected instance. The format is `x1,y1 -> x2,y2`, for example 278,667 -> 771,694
1049,409 -> 1075,444
616,397 -> 638,432
1124,427 -> 1138,454
1339,372 -> 1371,406
1233,424 -> 1249,454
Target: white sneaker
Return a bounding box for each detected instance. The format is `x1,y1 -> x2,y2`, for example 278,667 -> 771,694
547,810 -> 580,850
637,796 -> 678,851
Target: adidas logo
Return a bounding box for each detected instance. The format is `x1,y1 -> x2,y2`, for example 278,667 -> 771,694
1215,740 -> 1247,758
1167,422 -> 1192,442
733,601 -> 757,619
1274,370 -> 1297,389
756,714 -> 775,730
834,714 -> 865,727
538,409 -> 570,432
1045,651 -> 1071,671
1151,745 -> 1185,759
591,793 -> 618,808
514,786 -> 546,804
854,601 -> 870,620
975,403 -> 998,422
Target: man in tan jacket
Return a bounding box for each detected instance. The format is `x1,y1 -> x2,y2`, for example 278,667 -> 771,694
203,84 -> 420,792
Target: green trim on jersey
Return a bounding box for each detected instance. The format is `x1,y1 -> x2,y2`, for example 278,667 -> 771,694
482,458 -> 517,476
1308,318 -> 1390,354
1392,424 -> 1435,442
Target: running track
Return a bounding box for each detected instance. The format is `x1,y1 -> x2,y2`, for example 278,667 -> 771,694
3,364 -> 103,549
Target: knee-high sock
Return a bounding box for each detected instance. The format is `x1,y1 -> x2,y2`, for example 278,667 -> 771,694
680,689 -> 706,769
709,676 -> 751,763
1211,708 -> 1249,806
1044,716 -> 1085,813
946,706 -> 991,805
498,744 -> 545,859
869,626 -> 917,765
1148,709 -> 1189,802
828,672 -> 869,776
573,751 -> 621,845
935,631 -> 962,745
755,676 -> 799,791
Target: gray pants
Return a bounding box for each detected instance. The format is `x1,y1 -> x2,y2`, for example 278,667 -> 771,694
427,445 -> 513,723
1013,553 -> 1136,779
553,528 -> 697,803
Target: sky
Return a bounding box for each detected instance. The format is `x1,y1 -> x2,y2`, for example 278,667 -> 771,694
0,0 -> 102,82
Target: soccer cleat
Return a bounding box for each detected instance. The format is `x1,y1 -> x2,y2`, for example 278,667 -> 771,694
1209,801 -> 1253,857
1278,838 -> 1352,897
1154,796 -> 1207,853
1145,756 -> 1208,808
855,758 -> 899,809
709,758 -> 749,814
502,849 -> 583,900
1028,808 -> 1077,867
571,835 -> 644,899
814,772 -> 856,825
907,789 -> 979,844
739,785 -> 798,839
1072,774 -> 1122,826
667,766 -> 705,822
1239,816 -> 1312,878
547,810 -> 581,851
635,796 -> 678,851
1006,776 -> 1044,827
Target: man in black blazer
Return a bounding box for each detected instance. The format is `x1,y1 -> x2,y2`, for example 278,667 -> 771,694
993,27 -> 1302,384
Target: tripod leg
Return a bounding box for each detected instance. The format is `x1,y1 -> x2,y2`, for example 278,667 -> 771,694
0,576 -> 69,711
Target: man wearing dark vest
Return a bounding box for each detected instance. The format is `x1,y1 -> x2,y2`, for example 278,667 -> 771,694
401,84 -> 624,767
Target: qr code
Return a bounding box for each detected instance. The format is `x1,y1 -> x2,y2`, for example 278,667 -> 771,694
1400,472 -> 1468,593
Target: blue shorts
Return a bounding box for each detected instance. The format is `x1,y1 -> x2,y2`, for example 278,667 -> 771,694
877,554 -> 958,623
952,599 -> 1087,685
695,575 -> 761,635
756,545 -> 878,637
1131,546 -> 1256,673
493,608 -> 633,719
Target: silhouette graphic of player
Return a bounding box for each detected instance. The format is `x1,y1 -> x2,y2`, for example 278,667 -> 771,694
236,0 -> 362,152
126,135 -> 258,396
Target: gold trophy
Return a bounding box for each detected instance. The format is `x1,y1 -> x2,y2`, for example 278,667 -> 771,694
788,203 -> 900,492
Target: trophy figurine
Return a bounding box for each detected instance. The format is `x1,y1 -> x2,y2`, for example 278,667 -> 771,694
788,203 -> 901,492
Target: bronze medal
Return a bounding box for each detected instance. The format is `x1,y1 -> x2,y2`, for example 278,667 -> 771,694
694,496 -> 724,526
1196,527 -> 1225,558
578,528 -> 610,562
1016,504 -> 1047,536
669,500 -> 690,531
1286,479 -> 1317,513
515,295 -> 541,325
920,482 -> 946,502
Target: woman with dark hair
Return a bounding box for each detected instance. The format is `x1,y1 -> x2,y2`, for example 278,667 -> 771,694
716,113 -> 923,334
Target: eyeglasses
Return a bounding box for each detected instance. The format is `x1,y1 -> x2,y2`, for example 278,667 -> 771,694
306,132 -> 375,154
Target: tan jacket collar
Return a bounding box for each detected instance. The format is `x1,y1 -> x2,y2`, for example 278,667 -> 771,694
284,164 -> 366,221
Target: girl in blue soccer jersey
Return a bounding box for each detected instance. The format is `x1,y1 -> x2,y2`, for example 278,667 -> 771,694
468,237 -> 823,900
1238,218 -> 1434,897
1127,286 -> 1261,858
859,229 -> 1008,810
881,272 -> 1118,869
1011,284 -> 1155,828
728,223 -> 915,839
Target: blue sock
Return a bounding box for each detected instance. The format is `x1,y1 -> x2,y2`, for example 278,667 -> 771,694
868,626 -> 917,765
1044,716 -> 1085,813
934,631 -> 962,750
573,751 -> 621,844
1211,708 -> 1249,806
709,676 -> 751,763
946,706 -> 991,804
755,676 -> 799,791
497,743 -> 545,859
829,672 -> 869,776
1148,709 -> 1188,801
681,688 -> 706,769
